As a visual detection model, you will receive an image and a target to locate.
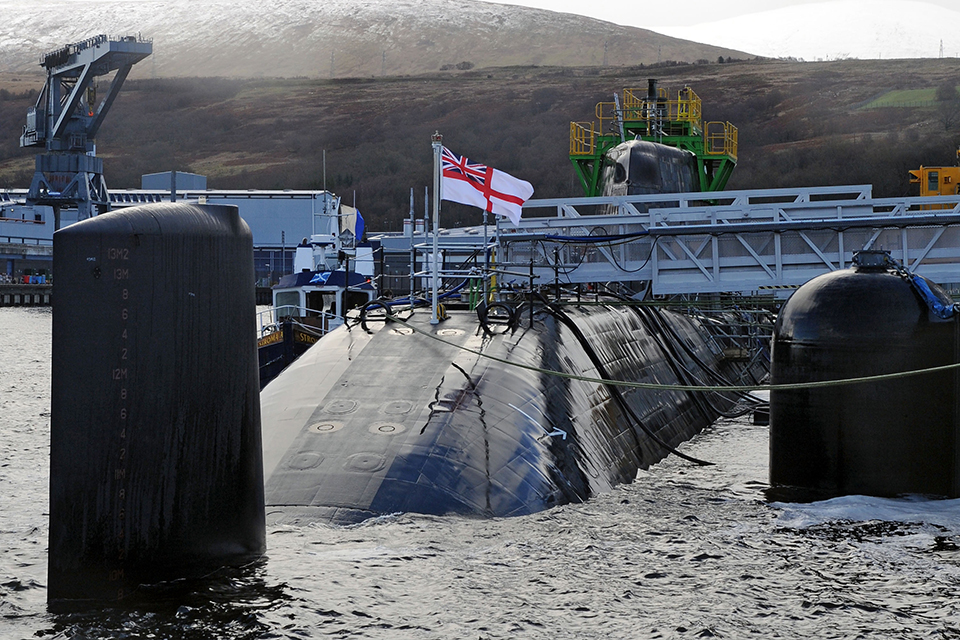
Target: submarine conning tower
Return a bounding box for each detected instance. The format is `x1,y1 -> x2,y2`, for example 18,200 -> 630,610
769,250 -> 960,499
49,202 -> 265,610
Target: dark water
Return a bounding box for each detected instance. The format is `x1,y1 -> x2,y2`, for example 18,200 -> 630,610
3,306 -> 960,639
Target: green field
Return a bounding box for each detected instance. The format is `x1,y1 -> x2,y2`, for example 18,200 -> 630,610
862,87 -> 957,108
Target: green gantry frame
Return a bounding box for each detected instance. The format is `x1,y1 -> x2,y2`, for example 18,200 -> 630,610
569,85 -> 737,197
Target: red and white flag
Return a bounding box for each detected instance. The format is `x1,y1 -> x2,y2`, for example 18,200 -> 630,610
440,147 -> 533,225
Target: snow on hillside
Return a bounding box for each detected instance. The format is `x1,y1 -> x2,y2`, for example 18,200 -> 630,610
4,0 -> 948,79
652,0 -> 960,61
0,0 -> 744,78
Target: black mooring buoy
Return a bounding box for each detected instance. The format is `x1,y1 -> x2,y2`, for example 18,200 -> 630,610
49,203 -> 265,610
770,251 -> 960,499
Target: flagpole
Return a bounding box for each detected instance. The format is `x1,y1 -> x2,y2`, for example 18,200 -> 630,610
483,209 -> 489,303
431,132 -> 442,325
494,214 -> 501,302
408,187 -> 415,312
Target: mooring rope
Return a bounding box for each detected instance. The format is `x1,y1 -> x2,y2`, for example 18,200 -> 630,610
384,314 -> 960,393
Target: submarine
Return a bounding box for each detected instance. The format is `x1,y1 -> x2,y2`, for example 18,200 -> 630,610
258,80 -> 756,523
47,200 -> 769,608
260,297 -> 768,523
46,78 -> 767,606
600,139 -> 700,198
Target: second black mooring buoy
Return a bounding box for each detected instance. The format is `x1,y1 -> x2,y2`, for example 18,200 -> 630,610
49,202 -> 265,610
770,250 -> 960,499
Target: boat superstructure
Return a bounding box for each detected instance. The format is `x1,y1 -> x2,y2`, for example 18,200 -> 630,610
256,199 -> 377,387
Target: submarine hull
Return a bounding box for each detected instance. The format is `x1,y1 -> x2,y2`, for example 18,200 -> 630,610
770,263 -> 960,498
260,303 -> 767,523
49,203 -> 265,609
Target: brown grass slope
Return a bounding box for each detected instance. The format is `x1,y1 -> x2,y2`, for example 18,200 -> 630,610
2,57 -> 960,231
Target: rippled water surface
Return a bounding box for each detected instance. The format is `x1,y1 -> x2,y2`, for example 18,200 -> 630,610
2,306 -> 959,638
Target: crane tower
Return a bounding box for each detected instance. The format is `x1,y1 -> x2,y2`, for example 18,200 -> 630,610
20,34 -> 152,224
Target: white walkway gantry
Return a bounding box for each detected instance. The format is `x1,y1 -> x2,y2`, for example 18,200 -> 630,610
499,185 -> 960,296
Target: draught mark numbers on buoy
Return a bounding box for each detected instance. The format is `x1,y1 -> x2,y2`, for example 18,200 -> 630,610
108,245 -> 131,601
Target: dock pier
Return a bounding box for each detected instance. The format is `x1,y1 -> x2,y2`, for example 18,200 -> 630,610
0,284 -> 52,307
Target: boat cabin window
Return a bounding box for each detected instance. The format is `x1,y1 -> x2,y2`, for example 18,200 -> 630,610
275,291 -> 301,318
306,292 -> 334,316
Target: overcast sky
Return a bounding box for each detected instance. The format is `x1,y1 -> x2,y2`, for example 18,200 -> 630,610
483,0 -> 957,28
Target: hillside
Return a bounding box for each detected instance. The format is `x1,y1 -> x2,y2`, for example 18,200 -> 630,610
2,57 -> 960,231
0,0 -> 748,78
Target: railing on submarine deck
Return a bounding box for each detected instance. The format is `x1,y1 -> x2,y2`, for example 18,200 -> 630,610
694,307 -> 775,358
256,304 -> 343,338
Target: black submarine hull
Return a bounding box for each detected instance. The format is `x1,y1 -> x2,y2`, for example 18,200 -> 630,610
261,303 -> 768,523
49,203 -> 265,608
770,255 -> 960,498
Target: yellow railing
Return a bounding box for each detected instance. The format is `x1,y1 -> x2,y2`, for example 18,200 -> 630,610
595,101 -> 616,127
570,121 -> 596,156
621,86 -> 702,126
622,86 -> 665,118
572,90 -> 737,161
589,87 -> 706,138
676,87 -> 702,124
705,121 -> 738,160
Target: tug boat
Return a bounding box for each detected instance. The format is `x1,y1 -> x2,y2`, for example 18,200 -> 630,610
257,207 -> 376,388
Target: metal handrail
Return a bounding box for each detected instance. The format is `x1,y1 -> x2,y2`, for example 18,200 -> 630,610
256,304 -> 338,337
570,122 -> 596,156
0,217 -> 46,225
704,121 -> 738,159
0,235 -> 53,245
